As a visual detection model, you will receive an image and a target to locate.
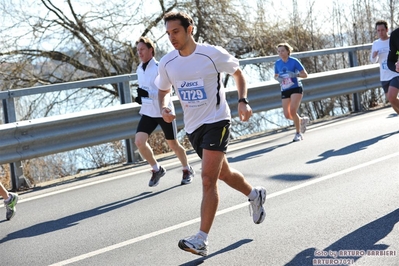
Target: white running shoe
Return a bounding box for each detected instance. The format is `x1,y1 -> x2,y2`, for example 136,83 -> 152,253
300,117 -> 310,134
293,133 -> 303,142
249,186 -> 266,224
178,235 -> 208,256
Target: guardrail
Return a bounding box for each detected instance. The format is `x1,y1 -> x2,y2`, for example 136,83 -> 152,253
0,64 -> 379,164
0,104 -> 140,164
0,44 -> 376,190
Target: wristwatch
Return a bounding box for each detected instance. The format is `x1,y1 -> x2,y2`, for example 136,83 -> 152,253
238,98 -> 249,104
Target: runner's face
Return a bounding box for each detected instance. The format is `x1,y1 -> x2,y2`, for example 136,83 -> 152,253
137,42 -> 153,63
166,20 -> 191,51
277,46 -> 289,59
376,24 -> 388,40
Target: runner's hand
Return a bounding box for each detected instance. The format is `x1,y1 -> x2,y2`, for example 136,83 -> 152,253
238,102 -> 252,121
161,107 -> 175,123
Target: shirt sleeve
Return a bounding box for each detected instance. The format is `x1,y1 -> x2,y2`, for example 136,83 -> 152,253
154,60 -> 172,91
213,46 -> 239,75
294,58 -> 305,72
387,29 -> 399,72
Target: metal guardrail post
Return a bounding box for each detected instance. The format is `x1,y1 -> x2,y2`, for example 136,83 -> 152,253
2,98 -> 31,191
117,81 -> 136,164
349,51 -> 362,112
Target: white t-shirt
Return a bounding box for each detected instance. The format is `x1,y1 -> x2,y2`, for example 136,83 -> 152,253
156,43 -> 239,134
370,38 -> 399,81
136,58 -> 174,117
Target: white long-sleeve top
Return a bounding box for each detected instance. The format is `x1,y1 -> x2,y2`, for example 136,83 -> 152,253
370,38 -> 399,81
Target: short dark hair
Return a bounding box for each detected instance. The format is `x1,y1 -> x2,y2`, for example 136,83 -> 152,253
136,36 -> 155,56
375,20 -> 388,30
163,11 -> 194,35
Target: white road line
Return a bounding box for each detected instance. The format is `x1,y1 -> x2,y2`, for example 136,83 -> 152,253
49,151 -> 399,266
18,170 -> 145,203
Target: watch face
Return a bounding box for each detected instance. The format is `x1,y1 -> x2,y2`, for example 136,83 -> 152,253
239,98 -> 248,104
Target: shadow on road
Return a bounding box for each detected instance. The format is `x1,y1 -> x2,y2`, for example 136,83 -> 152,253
307,131 -> 398,164
228,142 -> 292,163
270,173 -> 317,182
0,185 -> 180,243
285,208 -> 399,266
179,239 -> 253,266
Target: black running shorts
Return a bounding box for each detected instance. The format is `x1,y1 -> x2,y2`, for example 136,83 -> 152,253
389,76 -> 399,91
136,114 -> 177,140
281,86 -> 303,99
381,81 -> 390,93
187,120 -> 230,158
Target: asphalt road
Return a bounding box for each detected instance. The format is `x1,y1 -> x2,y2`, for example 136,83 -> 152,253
1,107 -> 398,266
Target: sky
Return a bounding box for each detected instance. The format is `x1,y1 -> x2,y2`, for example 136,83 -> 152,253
0,0 -> 354,50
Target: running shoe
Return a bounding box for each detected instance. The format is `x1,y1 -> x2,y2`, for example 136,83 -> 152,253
5,192 -> 18,221
181,166 -> 195,185
293,133 -> 303,142
300,116 -> 310,134
178,235 -> 208,256
249,186 -> 266,224
148,166 -> 166,187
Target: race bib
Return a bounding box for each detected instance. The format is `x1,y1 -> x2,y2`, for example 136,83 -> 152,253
177,79 -> 208,108
379,48 -> 390,70
280,74 -> 294,90
382,60 -> 388,70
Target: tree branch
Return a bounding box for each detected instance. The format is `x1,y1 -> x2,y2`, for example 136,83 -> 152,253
1,49 -> 101,75
141,1 -> 178,37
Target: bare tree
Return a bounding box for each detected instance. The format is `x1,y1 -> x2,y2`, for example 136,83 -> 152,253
2,0 -> 399,186
0,0 -> 179,90
0,0 -> 264,184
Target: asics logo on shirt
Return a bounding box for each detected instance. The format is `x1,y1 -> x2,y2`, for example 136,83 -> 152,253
180,81 -> 199,88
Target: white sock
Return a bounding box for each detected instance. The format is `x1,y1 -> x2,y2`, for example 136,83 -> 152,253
182,165 -> 190,171
196,231 -> 208,243
247,188 -> 258,201
151,164 -> 160,172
